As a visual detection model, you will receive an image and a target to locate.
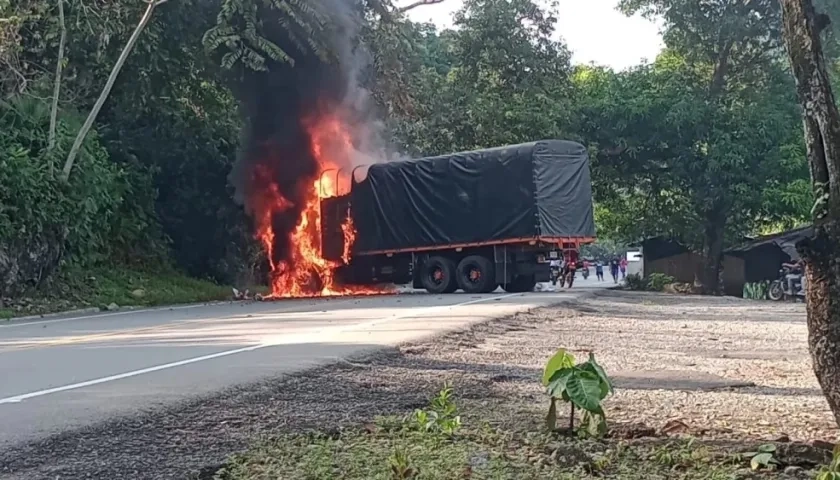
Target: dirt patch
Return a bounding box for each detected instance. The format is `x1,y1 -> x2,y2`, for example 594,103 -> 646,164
0,290 -> 835,479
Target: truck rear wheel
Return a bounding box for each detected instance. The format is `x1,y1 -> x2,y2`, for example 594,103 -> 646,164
502,274 -> 536,293
456,255 -> 496,294
421,256 -> 457,294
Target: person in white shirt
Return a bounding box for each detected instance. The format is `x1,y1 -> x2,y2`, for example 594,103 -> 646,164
549,257 -> 564,289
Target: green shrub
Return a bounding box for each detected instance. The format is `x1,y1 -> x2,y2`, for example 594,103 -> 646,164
625,273 -> 675,292
0,95 -> 129,294
646,273 -> 675,292
743,282 -> 769,300
625,273 -> 646,290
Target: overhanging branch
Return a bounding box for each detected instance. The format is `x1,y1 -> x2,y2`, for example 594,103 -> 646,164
398,0 -> 445,12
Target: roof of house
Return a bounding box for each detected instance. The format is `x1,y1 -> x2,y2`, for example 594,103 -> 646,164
726,225 -> 813,258
630,236 -> 690,262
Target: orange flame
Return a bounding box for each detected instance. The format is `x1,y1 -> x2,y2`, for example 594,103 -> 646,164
253,112 -> 387,298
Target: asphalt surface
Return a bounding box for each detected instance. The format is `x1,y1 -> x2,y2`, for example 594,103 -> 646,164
0,274 -> 609,451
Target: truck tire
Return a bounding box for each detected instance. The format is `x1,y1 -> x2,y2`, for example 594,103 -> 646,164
502,274 -> 537,293
421,256 -> 457,294
456,255 -> 496,294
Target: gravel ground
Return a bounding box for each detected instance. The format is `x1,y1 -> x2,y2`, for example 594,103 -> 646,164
1,290 -> 835,479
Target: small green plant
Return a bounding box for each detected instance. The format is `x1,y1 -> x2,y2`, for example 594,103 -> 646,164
543,349 -> 614,437
740,444 -> 780,471
646,273 -> 675,292
409,383 -> 462,436
389,445 -> 417,479
652,438 -> 707,469
816,444 -> 840,479
743,282 -> 769,300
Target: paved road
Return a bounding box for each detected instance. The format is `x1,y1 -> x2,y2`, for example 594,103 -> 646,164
0,275 -> 608,449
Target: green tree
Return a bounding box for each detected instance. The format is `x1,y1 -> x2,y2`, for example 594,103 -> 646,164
607,0 -> 807,292
61,0 -> 170,181
395,0 -> 575,156
6,0 -> 258,284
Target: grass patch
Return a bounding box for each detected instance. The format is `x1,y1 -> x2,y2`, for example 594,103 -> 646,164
0,264 -> 251,319
210,417 -> 755,480
208,384 -> 825,479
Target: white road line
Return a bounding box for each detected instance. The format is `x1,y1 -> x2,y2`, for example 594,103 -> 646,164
0,345 -> 265,404
0,293 -> 521,404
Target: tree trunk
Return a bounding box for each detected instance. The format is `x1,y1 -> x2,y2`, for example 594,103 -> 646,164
779,0 -> 840,426
700,211 -> 726,295
48,0 -> 67,154
61,0 -> 164,181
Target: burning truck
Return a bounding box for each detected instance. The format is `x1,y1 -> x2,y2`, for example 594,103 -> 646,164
318,139 -> 596,294
226,2 -> 593,298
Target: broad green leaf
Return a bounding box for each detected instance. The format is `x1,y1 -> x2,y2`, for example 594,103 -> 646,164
757,444 -> 776,453
750,453 -> 775,471
547,368 -> 574,398
581,411 -> 608,438
564,370 -> 604,414
543,349 -> 575,386
582,353 -> 614,398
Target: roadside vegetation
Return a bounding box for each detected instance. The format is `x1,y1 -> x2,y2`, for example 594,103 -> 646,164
212,347 -> 835,480
625,273 -> 677,292
0,265 -> 233,319
213,412 -> 759,480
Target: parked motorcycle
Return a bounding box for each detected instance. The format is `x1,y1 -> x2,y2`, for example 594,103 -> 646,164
768,266 -> 806,301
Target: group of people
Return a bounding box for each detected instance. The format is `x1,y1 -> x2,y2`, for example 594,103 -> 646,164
548,254 -> 628,288
592,257 -> 626,283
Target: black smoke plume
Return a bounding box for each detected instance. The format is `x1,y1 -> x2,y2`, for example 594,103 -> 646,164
227,0 -> 372,278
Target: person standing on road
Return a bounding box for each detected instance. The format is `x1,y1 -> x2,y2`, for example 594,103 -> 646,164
610,258 -> 620,283
619,257 -> 628,279
595,261 -> 604,281
565,252 -> 578,288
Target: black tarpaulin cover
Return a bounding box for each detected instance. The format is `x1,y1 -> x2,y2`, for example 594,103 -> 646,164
351,140 -> 595,253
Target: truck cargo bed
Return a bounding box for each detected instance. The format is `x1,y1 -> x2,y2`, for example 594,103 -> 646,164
346,140 -> 595,254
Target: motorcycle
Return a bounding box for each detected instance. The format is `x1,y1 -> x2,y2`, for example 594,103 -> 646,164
581,263 -> 589,280
550,266 -> 561,286
768,266 -> 806,301
565,266 -> 576,288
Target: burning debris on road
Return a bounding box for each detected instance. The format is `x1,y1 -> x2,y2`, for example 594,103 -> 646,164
228,0 -> 389,299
